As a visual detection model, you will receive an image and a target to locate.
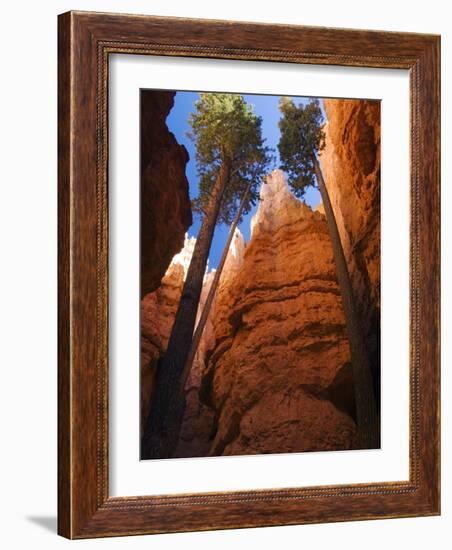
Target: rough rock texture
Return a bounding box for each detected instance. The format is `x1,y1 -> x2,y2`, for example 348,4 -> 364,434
175,229 -> 247,456
140,98 -> 380,457
200,171 -> 359,456
319,99 -> 381,403
140,235 -> 196,433
140,235 -> 217,443
175,270 -> 217,457
140,90 -> 192,297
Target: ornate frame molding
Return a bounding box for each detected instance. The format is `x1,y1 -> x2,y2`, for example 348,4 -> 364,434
58,11 -> 440,538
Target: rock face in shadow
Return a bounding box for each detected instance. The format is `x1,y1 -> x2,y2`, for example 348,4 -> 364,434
140,235 -> 216,442
140,90 -> 192,297
200,171 -> 359,456
319,99 -> 381,405
139,90 -> 192,435
174,270 -> 217,457
139,98 -> 381,458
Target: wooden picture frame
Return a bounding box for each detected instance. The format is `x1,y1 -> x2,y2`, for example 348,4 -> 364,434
58,10 -> 440,538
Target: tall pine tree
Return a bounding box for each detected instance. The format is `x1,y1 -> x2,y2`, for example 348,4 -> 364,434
142,93 -> 272,459
278,97 -> 379,449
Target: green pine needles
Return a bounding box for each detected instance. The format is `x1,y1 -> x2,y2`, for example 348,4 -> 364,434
188,93 -> 273,225
278,97 -> 325,197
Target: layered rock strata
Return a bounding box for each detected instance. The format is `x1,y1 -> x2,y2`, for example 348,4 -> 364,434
140,97 -> 380,457
319,99 -> 381,403
140,235 -> 196,433
200,171 -> 359,456
174,270 -> 217,457
140,235 -> 217,443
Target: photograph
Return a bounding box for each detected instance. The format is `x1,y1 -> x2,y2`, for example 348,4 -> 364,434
0,0 -> 444,544
139,89 -> 381,460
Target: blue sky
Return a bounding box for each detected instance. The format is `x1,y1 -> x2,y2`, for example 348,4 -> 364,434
166,91 -> 323,269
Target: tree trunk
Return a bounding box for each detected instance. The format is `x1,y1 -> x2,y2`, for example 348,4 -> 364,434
313,154 -> 380,449
141,160 -> 231,459
180,179 -> 252,392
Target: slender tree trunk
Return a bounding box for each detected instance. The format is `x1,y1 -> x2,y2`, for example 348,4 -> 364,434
141,160 -> 231,459
180,179 -> 252,392
313,154 -> 379,449
161,181 -> 253,455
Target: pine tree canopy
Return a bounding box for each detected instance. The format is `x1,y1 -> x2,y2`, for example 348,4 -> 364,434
278,97 -> 325,198
188,93 -> 273,225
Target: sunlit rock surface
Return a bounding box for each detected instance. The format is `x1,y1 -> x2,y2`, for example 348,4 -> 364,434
140,234 -> 217,439
200,170 -> 358,456
141,99 -> 381,457
141,235 -> 195,433
319,99 -> 381,402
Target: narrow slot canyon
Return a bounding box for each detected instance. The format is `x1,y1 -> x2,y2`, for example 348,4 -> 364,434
140,91 -> 380,458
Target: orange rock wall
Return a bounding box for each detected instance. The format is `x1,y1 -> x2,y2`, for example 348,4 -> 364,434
140,98 -> 381,457
141,236 -> 216,447
141,262 -> 185,434
320,99 -> 381,402
139,90 -> 193,433
200,171 -> 359,456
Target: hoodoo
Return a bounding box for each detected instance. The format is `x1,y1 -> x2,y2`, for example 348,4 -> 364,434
139,95 -> 381,458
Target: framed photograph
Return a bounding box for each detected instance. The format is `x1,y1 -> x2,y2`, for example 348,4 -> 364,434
58,11 -> 440,538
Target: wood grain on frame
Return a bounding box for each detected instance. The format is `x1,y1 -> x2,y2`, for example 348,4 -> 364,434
57,10 -> 440,538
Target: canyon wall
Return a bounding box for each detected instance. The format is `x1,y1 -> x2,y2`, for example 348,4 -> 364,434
141,235 -> 216,445
139,90 -> 193,432
140,90 -> 192,297
319,99 -> 381,403
199,171 -> 359,456
141,236 -> 195,432
174,269 -> 217,457
140,97 -> 380,457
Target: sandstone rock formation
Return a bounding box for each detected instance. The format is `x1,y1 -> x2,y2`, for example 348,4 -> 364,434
140,234 -> 217,442
174,269 -> 217,457
319,99 -> 381,403
140,98 -> 380,458
140,235 -> 196,433
199,171 -> 359,456
140,90 -> 192,297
